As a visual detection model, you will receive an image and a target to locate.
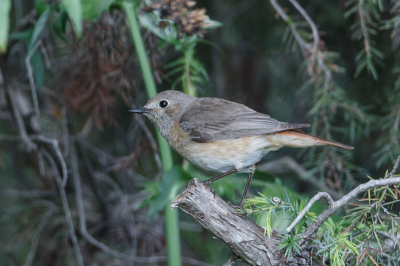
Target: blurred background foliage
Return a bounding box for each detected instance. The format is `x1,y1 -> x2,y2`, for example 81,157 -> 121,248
0,0 -> 399,265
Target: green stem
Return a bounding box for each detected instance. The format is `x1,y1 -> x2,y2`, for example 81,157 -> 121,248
183,45 -> 196,97
122,2 -> 181,266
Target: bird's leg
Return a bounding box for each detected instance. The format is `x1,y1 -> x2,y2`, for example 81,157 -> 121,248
239,164 -> 255,208
229,165 -> 255,217
202,168 -> 238,197
203,168 -> 238,185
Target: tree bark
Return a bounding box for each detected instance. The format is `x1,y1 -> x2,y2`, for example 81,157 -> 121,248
171,178 -> 315,266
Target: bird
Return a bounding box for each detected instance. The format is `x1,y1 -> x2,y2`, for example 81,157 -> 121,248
130,90 -> 353,214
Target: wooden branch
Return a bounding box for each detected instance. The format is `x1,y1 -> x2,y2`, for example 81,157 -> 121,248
172,178 -> 315,266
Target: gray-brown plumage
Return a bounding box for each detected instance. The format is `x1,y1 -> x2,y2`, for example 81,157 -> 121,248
130,90 -> 354,214
180,97 -> 310,143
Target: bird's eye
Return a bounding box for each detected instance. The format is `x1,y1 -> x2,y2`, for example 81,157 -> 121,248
159,100 -> 168,108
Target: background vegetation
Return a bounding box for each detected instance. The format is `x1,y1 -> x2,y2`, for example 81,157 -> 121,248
0,0 -> 399,265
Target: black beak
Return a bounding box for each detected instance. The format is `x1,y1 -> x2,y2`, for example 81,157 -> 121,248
129,107 -> 149,114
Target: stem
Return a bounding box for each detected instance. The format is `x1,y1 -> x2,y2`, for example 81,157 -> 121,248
122,3 -> 181,266
184,47 -> 196,97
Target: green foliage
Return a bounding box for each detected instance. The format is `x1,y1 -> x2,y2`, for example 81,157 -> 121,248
244,193 -> 316,238
10,29 -> 45,91
2,0 -> 400,265
61,0 -> 83,37
121,2 -> 180,265
317,219 -> 359,266
345,0 -> 384,80
52,10 -> 69,42
141,166 -> 191,220
139,7 -> 221,96
28,7 -> 50,52
276,234 -> 302,258
245,166 -> 400,265
165,35 -> 209,96
0,0 -> 11,53
82,0 -> 114,20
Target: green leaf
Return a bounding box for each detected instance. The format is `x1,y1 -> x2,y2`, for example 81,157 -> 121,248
35,0 -> 48,15
82,0 -> 114,20
52,10 -> 69,42
0,0 -> 11,53
30,50 -> 45,91
10,28 -> 45,91
146,166 -> 191,221
28,7 -> 50,53
61,0 -> 83,37
202,19 -> 223,29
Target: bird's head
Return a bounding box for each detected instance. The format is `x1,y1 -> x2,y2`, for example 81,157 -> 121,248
130,90 -> 196,138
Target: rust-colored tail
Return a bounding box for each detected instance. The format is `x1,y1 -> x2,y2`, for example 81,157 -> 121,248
272,130 -> 354,150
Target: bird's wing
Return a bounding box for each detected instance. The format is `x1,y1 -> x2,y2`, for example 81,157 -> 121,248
179,98 -> 309,143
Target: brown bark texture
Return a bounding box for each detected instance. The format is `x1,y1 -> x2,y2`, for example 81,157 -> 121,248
171,178 -> 316,266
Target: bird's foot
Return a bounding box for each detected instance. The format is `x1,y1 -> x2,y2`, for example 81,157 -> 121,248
202,181 -> 216,198
227,201 -> 247,218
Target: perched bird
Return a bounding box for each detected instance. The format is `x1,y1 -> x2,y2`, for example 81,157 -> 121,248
130,90 -> 353,213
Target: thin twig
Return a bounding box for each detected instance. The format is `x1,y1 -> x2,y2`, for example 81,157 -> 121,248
270,0 -> 332,91
5,90 -> 37,150
358,0 -> 371,57
258,156 -> 342,199
286,192 -> 334,233
61,103 -> 69,157
37,135 -> 68,187
42,149 -> 84,266
137,119 -> 162,172
290,158 -> 400,241
25,40 -> 41,117
3,189 -> 56,198
269,0 -> 309,54
0,134 -> 22,141
288,0 -> 319,60
40,42 -> 51,69
375,230 -> 400,250
24,208 -> 57,266
70,145 -> 169,263
37,150 -> 45,176
377,155 -> 400,209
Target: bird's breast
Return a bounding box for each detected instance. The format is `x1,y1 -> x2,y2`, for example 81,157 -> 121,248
167,122 -> 271,172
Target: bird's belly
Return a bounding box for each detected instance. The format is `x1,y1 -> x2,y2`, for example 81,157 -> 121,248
176,136 -> 270,173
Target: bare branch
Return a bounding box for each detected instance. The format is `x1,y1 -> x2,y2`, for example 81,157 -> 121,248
39,42 -> 51,69
138,118 -> 162,172
171,178 -> 291,266
70,145 -> 206,264
37,135 -> 68,187
5,90 -> 37,150
24,208 -> 57,266
258,156 -> 342,199
42,149 -> 84,266
25,40 -> 41,117
287,0 -> 319,60
286,192 -> 334,233
0,134 -> 22,141
289,159 -> 400,241
3,189 -> 56,198
269,0 -> 309,55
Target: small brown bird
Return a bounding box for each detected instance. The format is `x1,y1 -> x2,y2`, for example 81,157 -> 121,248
130,90 -> 353,213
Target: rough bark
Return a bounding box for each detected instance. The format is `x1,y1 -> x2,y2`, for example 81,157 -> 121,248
171,178 -> 315,266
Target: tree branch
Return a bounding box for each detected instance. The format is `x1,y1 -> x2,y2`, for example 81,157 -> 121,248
42,149 -> 84,266
172,178 -> 303,266
287,156 -> 400,242
257,156 -> 342,199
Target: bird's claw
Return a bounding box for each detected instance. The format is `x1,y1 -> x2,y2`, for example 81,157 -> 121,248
227,201 -> 247,218
202,181 -> 216,198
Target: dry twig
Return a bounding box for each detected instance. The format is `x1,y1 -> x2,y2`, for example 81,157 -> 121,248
287,156 -> 400,242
